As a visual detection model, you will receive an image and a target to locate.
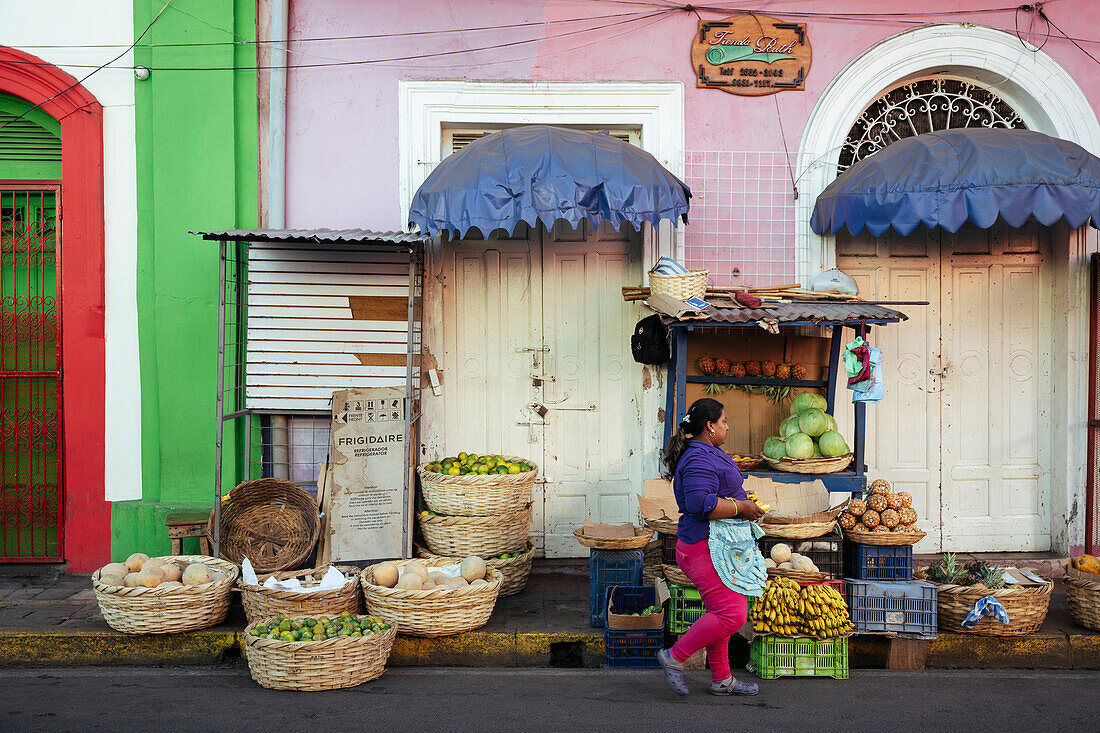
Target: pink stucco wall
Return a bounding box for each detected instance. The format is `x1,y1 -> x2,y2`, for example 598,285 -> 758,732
286,1 -> 1100,284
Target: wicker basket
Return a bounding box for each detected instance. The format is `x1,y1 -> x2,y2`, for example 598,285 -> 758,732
844,528 -> 927,546
417,457 -> 537,516
244,617 -> 396,691
91,555 -> 239,634
643,516 -> 679,535
573,526 -> 655,550
662,563 -> 695,587
768,566 -> 827,584
642,539 -> 663,586
208,478 -> 319,574
361,559 -> 503,637
1064,570 -> 1100,631
763,454 -> 853,474
419,505 -> 531,556
417,542 -> 535,597
732,456 -> 764,471
761,520 -> 838,540
239,565 -> 361,624
916,569 -> 1053,636
649,268 -> 709,301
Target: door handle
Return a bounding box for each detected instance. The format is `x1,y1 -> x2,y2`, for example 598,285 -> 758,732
531,373 -> 556,387
531,401 -> 598,412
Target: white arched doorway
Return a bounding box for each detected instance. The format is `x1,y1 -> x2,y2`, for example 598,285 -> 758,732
796,24 -> 1100,552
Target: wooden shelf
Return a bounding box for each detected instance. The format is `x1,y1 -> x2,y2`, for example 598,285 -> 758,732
685,376 -> 828,388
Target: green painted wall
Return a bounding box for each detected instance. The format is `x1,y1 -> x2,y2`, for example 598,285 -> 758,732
112,0 -> 258,559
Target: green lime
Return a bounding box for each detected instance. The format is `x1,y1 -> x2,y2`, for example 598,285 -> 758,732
340,611 -> 351,618
280,632 -> 294,641
278,619 -> 291,632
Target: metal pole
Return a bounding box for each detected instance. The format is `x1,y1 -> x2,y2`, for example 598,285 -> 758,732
213,239 -> 228,559
402,244 -> 421,559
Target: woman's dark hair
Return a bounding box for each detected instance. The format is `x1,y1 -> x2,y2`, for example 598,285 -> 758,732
661,398 -> 724,479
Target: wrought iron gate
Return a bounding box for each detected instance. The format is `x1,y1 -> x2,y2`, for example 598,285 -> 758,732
0,184 -> 61,561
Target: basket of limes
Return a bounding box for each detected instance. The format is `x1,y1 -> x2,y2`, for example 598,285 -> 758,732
417,453 -> 537,516
243,612 -> 396,691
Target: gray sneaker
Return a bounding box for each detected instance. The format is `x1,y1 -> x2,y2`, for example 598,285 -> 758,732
657,648 -> 689,696
710,676 -> 759,696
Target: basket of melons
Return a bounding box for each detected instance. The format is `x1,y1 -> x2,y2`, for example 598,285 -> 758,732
91,553 -> 239,634
417,541 -> 535,597
417,452 -> 537,516
243,612 -> 396,691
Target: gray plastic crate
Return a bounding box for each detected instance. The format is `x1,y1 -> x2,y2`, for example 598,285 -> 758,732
845,578 -> 938,639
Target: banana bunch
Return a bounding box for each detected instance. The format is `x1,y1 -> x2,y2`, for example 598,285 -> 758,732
798,583 -> 853,638
749,577 -> 803,636
745,491 -> 771,512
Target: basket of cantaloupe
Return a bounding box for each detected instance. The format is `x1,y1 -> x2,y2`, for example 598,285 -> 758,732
1064,554 -> 1100,632
91,553 -> 239,634
416,541 -> 535,597
763,543 -> 827,583
360,557 -> 503,637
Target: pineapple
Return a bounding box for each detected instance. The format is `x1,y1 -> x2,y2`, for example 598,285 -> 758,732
873,524 -> 889,532
730,362 -> 746,378
715,358 -> 732,375
745,360 -> 762,377
698,356 -> 717,376
775,363 -> 792,380
848,498 -> 867,517
896,491 -> 913,508
927,553 -> 962,584
838,512 -> 857,530
861,509 -> 880,529
869,479 -> 892,495
887,494 -> 905,511
761,360 -> 777,377
880,508 -> 900,528
866,493 -> 888,513
791,364 -> 807,380
899,507 -> 918,525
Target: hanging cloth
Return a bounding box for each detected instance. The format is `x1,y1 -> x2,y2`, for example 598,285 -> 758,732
708,518 -> 767,597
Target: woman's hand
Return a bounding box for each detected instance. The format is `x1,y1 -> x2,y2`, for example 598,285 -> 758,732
736,499 -> 765,520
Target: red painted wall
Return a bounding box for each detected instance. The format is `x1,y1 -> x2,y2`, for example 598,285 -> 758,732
0,47 -> 107,573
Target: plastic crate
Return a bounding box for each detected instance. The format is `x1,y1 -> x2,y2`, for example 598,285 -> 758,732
660,532 -> 678,564
605,585 -> 663,629
589,549 -> 643,628
748,636 -> 848,679
667,583 -> 706,634
844,542 -> 913,581
604,627 -> 663,668
760,531 -> 844,579
845,578 -> 938,638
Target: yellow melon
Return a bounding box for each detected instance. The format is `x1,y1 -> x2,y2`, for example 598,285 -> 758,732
396,573 -> 422,590
123,572 -> 144,587
427,571 -> 449,585
374,562 -> 399,588
138,569 -> 165,588
770,544 -> 792,564
100,562 -> 129,578
460,557 -> 486,582
125,553 -> 149,573
159,563 -> 182,582
1074,554 -> 1100,575
181,563 -> 213,585
99,573 -> 125,587
404,560 -> 429,579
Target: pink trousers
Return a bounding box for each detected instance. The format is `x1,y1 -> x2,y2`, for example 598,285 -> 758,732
669,538 -> 748,682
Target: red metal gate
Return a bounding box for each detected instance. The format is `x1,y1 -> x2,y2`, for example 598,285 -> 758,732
0,183 -> 61,561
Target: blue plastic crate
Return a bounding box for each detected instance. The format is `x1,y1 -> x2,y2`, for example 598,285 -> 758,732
844,542 -> 913,581
845,578 -> 938,638
604,627 -> 663,668
605,585 -> 661,624
589,549 -> 643,627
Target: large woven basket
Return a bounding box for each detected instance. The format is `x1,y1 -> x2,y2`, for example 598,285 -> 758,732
361,559 -> 503,637
642,539 -> 663,586
239,565 -> 361,624
663,563 -> 695,588
844,528 -> 927,546
760,520 -> 838,540
244,617 -> 396,691
208,478 -> 319,573
1064,570 -> 1100,631
763,454 -> 853,474
573,526 -> 654,550
91,555 -> 239,634
916,569 -> 1053,636
417,457 -> 537,516
417,542 -> 535,597
649,268 -> 708,301
419,505 -> 531,556
768,566 -> 827,584
643,516 -> 678,535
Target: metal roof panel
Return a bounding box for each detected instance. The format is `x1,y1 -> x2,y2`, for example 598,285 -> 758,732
190,228 -> 429,245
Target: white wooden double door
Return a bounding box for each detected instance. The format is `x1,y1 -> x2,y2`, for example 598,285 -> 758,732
837,223 -> 1052,552
442,221 -> 644,557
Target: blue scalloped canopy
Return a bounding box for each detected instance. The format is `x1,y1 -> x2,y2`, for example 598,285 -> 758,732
811,128 -> 1100,237
408,125 -> 691,238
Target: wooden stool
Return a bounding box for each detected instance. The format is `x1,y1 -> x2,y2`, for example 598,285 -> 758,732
166,510 -> 212,556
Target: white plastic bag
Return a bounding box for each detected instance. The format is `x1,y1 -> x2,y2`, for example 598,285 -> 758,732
810,268 -> 858,295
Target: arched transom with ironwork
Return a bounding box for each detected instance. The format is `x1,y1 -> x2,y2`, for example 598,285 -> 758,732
838,78 -> 1026,173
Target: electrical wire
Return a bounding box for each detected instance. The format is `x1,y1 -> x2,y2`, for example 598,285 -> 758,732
0,1 -> 173,134
1039,5 -> 1100,65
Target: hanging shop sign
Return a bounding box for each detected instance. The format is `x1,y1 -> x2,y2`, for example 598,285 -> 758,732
692,15 -> 811,96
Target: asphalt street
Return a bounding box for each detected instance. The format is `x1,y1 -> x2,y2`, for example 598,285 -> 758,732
2,666 -> 1097,733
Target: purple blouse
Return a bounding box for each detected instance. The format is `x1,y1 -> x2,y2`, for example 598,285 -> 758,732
673,440 -> 747,544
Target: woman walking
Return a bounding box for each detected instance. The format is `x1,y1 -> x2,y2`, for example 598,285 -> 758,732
657,397 -> 765,696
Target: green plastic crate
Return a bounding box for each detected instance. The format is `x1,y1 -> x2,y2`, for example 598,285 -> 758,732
667,583 -> 705,634
747,636 -> 849,680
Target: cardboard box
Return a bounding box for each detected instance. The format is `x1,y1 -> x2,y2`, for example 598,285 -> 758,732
746,476 -> 848,523
582,520 -> 635,539
637,478 -> 680,523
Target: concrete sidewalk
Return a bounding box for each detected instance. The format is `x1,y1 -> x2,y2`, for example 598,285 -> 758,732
1,561 -> 1097,669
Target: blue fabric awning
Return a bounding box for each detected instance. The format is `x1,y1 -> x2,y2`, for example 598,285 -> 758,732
408,125 -> 691,238
810,128 -> 1100,237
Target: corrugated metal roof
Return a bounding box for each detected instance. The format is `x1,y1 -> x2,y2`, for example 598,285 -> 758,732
190,228 -> 428,245
666,301 -> 908,326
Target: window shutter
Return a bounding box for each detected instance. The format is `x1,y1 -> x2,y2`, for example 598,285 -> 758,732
0,95 -> 62,180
